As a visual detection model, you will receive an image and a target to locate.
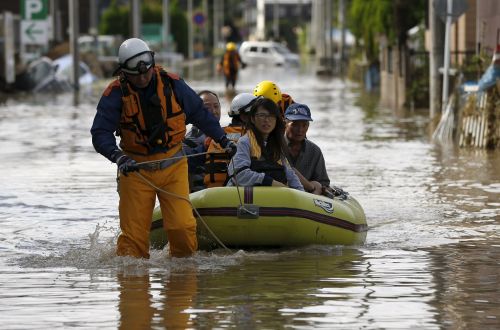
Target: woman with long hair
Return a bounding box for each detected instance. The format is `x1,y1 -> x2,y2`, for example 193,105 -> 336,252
226,97 -> 304,190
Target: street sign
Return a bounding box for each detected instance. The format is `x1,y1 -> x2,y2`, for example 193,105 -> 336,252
21,0 -> 48,20
434,0 -> 467,23
20,0 -> 49,46
21,20 -> 49,45
193,12 -> 205,26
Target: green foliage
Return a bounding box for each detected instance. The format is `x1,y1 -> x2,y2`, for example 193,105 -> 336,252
99,0 -> 129,35
407,59 -> 429,108
349,0 -> 391,61
142,1 -> 162,23
348,0 -> 426,62
169,0 -> 188,57
98,0 -> 188,56
459,53 -> 490,82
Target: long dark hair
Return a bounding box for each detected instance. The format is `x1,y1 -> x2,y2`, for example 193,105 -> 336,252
247,97 -> 286,162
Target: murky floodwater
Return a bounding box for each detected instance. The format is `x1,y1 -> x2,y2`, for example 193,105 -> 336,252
1,65 -> 499,329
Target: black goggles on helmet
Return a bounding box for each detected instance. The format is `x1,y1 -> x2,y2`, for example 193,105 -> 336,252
121,51 -> 155,75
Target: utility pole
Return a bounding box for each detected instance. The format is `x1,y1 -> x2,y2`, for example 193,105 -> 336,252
162,0 -> 170,51
310,0 -> 319,54
315,0 -> 332,74
441,0 -> 453,113
339,0 -> 346,74
256,0 -> 265,40
89,0 -> 98,35
273,0 -> 279,40
213,0 -> 220,50
50,0 -> 63,44
325,0 -> 332,72
89,0 -> 98,52
202,0 -> 209,55
188,0 -> 193,59
429,0 -> 445,118
69,0 -> 80,103
131,0 -> 141,38
3,12 -> 15,85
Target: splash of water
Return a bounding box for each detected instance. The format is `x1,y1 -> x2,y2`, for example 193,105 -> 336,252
12,220 -> 268,274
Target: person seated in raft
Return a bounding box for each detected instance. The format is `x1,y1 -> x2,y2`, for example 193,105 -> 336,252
203,93 -> 258,188
183,90 -> 222,192
283,103 -> 330,195
226,97 -> 304,190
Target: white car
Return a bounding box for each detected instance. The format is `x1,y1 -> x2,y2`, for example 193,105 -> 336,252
53,54 -> 97,87
16,55 -> 96,93
238,41 -> 300,67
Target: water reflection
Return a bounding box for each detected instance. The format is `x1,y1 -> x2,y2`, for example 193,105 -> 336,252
117,268 -> 197,329
427,241 -> 500,328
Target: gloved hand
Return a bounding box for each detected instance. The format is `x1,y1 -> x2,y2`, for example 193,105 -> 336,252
116,155 -> 139,176
219,136 -> 237,158
224,140 -> 237,158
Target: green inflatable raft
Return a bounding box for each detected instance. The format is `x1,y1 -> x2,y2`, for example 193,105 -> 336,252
150,186 -> 368,250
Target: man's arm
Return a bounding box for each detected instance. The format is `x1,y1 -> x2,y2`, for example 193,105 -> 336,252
90,86 -> 123,162
293,168 -> 322,194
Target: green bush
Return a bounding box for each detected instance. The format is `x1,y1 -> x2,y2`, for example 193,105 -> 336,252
99,0 -> 188,56
99,1 -> 129,35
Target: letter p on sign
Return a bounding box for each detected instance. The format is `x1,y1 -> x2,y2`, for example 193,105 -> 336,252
22,0 -> 48,20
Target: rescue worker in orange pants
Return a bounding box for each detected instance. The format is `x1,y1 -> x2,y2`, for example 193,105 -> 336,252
218,42 -> 246,90
91,38 -> 236,258
253,80 -> 295,118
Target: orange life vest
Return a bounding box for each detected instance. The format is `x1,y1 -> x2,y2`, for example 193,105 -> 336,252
203,125 -> 243,187
280,93 -> 295,117
118,67 -> 186,155
222,51 -> 240,76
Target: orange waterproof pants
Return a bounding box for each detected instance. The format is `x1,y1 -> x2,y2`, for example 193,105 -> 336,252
117,146 -> 197,258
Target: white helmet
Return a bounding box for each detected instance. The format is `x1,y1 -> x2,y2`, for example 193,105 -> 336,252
118,38 -> 154,74
229,93 -> 258,116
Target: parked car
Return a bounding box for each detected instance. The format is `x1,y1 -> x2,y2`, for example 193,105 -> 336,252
52,54 -> 97,87
14,55 -> 96,93
238,41 -> 300,67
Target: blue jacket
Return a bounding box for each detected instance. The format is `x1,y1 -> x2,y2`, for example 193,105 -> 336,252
91,70 -> 225,162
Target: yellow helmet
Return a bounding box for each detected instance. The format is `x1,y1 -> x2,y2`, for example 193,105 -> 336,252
253,80 -> 282,104
226,42 -> 237,51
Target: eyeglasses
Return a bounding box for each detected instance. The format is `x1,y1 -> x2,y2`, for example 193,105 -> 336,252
254,113 -> 277,120
122,51 -> 154,75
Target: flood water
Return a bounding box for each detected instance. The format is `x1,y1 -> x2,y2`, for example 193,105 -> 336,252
1,65 -> 499,329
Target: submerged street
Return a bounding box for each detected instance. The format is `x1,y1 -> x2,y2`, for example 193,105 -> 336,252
0,65 -> 499,329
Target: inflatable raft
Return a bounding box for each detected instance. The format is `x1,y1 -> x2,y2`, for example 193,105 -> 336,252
150,186 -> 367,250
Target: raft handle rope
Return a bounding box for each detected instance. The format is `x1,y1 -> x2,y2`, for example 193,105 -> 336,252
129,150 -> 231,251
138,150 -> 207,165
228,160 -> 259,217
